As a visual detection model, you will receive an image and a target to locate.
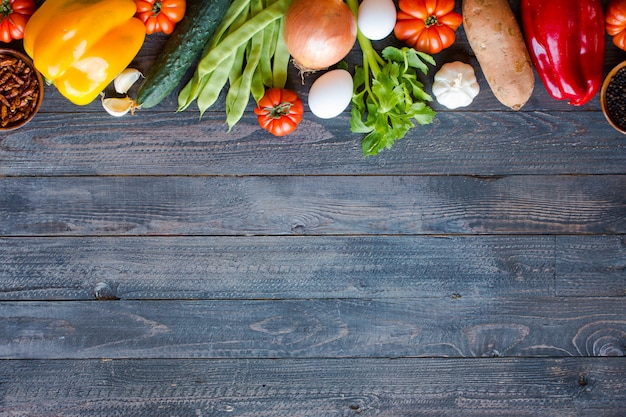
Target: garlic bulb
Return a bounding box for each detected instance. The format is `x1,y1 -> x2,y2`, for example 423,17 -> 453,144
432,61 -> 480,109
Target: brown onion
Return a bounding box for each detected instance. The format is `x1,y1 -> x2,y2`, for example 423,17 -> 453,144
283,0 -> 357,72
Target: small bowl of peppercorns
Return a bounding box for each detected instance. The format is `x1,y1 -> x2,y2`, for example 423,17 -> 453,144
601,60 -> 626,134
0,48 -> 44,131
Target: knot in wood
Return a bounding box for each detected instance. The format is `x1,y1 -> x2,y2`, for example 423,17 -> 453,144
291,224 -> 305,234
93,282 -> 120,300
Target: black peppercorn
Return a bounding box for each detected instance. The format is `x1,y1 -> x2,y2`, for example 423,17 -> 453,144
605,67 -> 626,132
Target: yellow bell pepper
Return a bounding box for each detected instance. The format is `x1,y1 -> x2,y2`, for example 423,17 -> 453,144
23,0 -> 145,105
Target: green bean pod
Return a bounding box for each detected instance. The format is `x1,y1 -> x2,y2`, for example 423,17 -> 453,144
272,17 -> 290,89
225,9 -> 265,129
194,0 -> 291,80
177,0 -> 295,131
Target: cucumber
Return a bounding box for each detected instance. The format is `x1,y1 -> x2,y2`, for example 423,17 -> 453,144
136,0 -> 231,109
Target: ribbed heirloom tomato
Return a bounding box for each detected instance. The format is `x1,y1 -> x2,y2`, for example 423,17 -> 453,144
254,88 -> 304,137
0,0 -> 35,43
134,0 -> 186,35
394,0 -> 463,54
606,0 -> 626,51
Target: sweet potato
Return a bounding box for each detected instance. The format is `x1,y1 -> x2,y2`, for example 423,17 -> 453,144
462,0 -> 534,110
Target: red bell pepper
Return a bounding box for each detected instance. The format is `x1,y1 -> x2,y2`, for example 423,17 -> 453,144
520,0 -> 605,106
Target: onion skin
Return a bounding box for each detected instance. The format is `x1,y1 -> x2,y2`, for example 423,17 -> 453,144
284,0 -> 357,71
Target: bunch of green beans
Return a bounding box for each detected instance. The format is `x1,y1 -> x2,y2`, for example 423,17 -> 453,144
177,0 -> 293,130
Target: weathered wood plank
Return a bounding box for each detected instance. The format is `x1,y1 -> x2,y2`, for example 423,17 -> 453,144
0,235 -> 554,301
556,236 -> 626,297
0,3 -> 622,416
2,6 -> 623,179
1,298 -> 624,359
2,111 -> 625,176
1,175 -> 624,236
1,358 -> 624,416
3,236 -> 622,302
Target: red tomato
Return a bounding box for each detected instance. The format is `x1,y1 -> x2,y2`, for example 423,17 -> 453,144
0,0 -> 36,43
394,0 -> 463,54
254,88 -> 304,137
134,0 -> 186,35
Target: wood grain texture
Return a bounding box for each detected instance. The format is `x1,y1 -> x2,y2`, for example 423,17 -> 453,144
0,235 -> 554,301
556,236 -> 626,297
1,175 -> 624,236
1,358 -> 625,416
1,0 -> 624,414
1,298 -> 624,359
2,111 -> 625,176
2,235 -> 623,301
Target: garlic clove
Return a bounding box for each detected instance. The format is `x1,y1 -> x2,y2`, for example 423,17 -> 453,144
114,68 -> 143,95
101,94 -> 137,117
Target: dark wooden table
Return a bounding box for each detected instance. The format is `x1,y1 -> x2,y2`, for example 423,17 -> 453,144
1,1 -> 625,415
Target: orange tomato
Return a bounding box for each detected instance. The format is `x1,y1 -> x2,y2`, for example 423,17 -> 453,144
134,0 -> 186,35
606,0 -> 626,51
394,0 -> 463,54
0,0 -> 35,43
254,88 -> 304,137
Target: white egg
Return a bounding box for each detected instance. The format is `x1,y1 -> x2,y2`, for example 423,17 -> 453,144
308,69 -> 353,119
358,0 -> 397,41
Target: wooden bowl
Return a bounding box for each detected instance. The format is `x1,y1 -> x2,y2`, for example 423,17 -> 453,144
0,48 -> 44,131
601,60 -> 626,135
